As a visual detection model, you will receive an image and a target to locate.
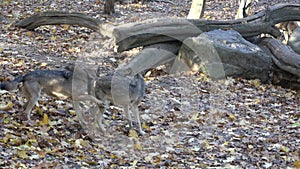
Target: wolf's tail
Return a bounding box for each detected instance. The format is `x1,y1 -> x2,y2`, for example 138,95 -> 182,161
0,76 -> 24,91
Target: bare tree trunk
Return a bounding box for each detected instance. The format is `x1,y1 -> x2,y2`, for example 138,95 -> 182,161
187,0 -> 206,19
235,0 -> 253,19
104,0 -> 115,15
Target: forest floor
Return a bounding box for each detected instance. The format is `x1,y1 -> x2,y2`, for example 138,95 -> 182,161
0,0 -> 299,168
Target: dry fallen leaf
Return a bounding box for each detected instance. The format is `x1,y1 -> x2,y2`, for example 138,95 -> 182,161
128,129 -> 139,139
39,113 -> 49,125
0,101 -> 14,111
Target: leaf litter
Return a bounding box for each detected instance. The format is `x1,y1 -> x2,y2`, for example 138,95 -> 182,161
0,0 -> 299,168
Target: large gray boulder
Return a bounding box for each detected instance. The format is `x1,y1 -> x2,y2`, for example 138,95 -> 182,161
178,30 -> 272,82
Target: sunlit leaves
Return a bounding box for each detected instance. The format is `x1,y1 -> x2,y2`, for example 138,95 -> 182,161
0,0 -> 299,168
39,113 -> 49,125
0,101 -> 13,111
17,150 -> 28,159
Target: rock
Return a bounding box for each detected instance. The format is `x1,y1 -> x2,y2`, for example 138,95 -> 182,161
178,29 -> 272,82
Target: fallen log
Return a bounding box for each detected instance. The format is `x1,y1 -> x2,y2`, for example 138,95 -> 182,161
14,11 -> 101,31
114,4 -> 300,52
122,42 -> 182,75
261,38 -> 300,77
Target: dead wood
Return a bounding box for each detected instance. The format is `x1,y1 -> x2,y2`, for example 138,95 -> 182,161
261,38 -> 300,77
14,11 -> 101,31
114,4 -> 300,52
123,42 -> 182,74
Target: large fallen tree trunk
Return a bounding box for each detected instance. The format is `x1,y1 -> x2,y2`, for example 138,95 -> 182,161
14,11 -> 101,31
122,42 -> 182,75
260,38 -> 300,77
113,4 -> 300,90
114,4 -> 300,52
258,36 -> 300,89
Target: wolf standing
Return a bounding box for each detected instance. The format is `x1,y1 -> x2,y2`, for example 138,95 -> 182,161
0,68 -> 103,128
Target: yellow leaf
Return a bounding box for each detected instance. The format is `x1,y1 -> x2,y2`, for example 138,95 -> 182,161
36,151 -> 46,158
281,146 -> 289,153
285,92 -> 293,98
110,154 -> 118,159
50,35 -> 56,41
26,31 -> 33,37
142,123 -> 150,130
3,134 -> 12,143
36,107 -> 43,115
203,140 -> 212,149
34,8 -> 40,13
62,25 -> 70,30
75,139 -> 88,148
69,110 -> 76,116
17,150 -> 28,159
134,143 -> 143,150
12,120 -> 21,126
131,160 -> 138,167
294,160 -> 300,168
249,79 -> 261,87
228,113 -> 236,121
4,116 -> 10,124
128,129 -> 139,138
0,101 -> 14,111
10,138 -> 22,146
204,15 -> 211,19
25,139 -> 38,147
52,27 -> 57,33
39,113 -> 49,125
15,60 -> 24,67
77,155 -> 85,161
191,112 -> 199,120
40,62 -> 47,67
248,144 -> 254,149
223,142 -> 229,146
35,36 -> 43,40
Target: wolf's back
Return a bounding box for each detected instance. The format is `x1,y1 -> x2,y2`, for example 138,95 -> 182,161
0,76 -> 24,91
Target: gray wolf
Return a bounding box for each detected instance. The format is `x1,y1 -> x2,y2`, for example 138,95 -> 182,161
1,66 -> 146,135
93,69 -> 146,135
0,67 -> 103,129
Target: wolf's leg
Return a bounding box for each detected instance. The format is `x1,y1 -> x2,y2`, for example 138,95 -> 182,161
23,82 -> 41,123
73,101 -> 88,125
94,105 -> 106,133
131,104 -> 145,135
124,105 -> 133,128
